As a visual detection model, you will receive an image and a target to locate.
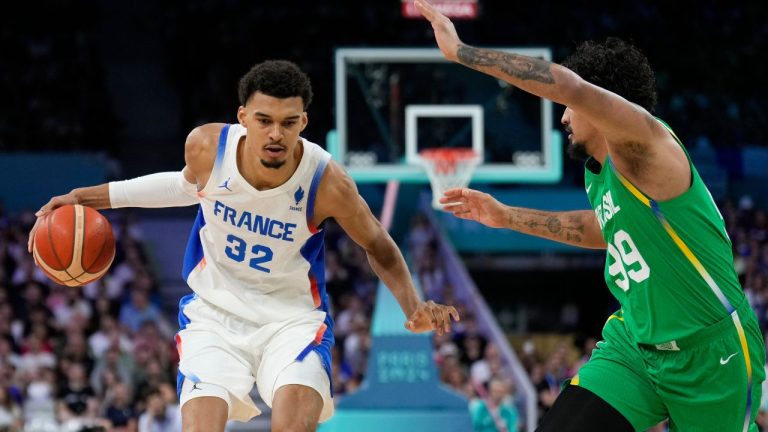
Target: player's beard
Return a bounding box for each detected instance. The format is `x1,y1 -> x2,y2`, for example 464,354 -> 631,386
567,141 -> 589,161
260,159 -> 286,169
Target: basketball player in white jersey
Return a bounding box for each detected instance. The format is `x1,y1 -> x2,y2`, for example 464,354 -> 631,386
28,60 -> 460,432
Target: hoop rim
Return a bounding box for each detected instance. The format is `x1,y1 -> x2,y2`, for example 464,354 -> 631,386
418,147 -> 478,161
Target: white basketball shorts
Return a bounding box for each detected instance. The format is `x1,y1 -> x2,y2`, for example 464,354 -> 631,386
174,294 -> 334,422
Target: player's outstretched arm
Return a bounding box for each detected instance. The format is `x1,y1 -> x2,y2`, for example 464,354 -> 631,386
414,0 -> 660,144
315,162 -> 460,335
440,188 -> 606,249
415,1 -> 688,200
28,123 -> 223,253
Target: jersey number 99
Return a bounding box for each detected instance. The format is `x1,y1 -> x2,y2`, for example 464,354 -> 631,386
607,230 -> 650,291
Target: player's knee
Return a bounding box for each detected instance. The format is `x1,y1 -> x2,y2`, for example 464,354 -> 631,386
271,416 -> 318,432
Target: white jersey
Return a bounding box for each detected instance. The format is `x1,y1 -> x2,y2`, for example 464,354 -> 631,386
182,124 -> 332,326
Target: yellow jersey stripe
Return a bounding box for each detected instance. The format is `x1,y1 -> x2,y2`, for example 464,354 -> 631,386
571,374 -> 580,386
608,159 -> 752,430
732,313 -> 753,432
608,161 -> 734,313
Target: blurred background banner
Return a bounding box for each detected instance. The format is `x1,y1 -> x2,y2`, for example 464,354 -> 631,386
401,0 -> 479,19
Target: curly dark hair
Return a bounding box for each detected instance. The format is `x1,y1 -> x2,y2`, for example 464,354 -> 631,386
562,37 -> 657,113
238,60 -> 313,110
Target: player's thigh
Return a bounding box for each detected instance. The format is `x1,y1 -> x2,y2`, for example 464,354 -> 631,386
177,302 -> 262,421
662,317 -> 766,431
571,315 -> 667,431
537,385 -> 634,432
258,350 -> 334,423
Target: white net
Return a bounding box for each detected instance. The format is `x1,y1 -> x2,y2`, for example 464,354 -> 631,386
419,148 -> 480,210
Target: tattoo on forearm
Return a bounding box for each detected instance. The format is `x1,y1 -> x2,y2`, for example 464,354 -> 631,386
457,45 -> 555,84
546,217 -> 562,234
508,208 -> 586,244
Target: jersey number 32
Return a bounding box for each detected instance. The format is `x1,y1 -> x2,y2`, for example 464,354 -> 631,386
225,234 -> 273,273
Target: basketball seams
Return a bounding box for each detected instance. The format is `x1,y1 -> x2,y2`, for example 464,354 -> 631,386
69,205 -> 86,277
85,227 -> 107,272
45,212 -> 68,270
34,246 -> 71,284
33,204 -> 115,287
82,208 -> 111,272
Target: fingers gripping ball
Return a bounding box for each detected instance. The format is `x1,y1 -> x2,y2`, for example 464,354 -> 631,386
33,204 -> 115,287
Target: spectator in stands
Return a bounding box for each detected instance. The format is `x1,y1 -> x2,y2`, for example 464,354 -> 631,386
530,362 -> 557,422
329,345 -> 356,398
0,386 -> 23,431
90,345 -> 135,398
118,289 -> 167,335
343,313 -> 372,379
137,386 -> 181,432
0,337 -> 19,372
22,366 -> 57,428
103,382 -> 136,432
56,362 -> 96,423
471,343 -> 511,387
469,377 -> 520,432
50,286 -> 92,331
415,240 -> 446,300
88,316 -> 132,359
324,249 -> 352,300
16,334 -> 55,377
406,213 -> 436,264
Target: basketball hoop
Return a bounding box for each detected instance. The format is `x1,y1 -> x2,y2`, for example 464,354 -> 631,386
419,148 -> 480,210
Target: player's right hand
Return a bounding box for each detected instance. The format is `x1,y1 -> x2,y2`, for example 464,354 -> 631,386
414,0 -> 462,62
27,193 -> 79,253
440,188 -> 507,228
405,300 -> 460,336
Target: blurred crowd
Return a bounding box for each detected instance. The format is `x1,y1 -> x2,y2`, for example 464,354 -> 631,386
0,210 -> 180,432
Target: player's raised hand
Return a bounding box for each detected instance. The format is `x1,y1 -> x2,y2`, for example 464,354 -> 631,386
414,0 -> 462,62
27,193 -> 78,252
405,300 -> 460,336
440,188 -> 507,228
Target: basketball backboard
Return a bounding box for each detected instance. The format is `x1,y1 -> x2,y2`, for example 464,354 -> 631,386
329,48 -> 562,184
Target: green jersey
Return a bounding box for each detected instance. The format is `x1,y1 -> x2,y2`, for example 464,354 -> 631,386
584,121 -> 745,345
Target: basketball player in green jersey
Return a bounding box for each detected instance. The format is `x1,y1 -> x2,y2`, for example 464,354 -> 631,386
416,1 -> 765,431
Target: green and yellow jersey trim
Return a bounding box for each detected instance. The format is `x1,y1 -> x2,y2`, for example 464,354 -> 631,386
607,128 -> 753,430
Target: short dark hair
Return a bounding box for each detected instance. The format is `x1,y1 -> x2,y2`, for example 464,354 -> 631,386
238,60 -> 313,110
562,37 -> 657,113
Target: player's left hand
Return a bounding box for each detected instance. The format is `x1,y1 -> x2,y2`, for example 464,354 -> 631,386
414,0 -> 462,62
405,300 -> 460,335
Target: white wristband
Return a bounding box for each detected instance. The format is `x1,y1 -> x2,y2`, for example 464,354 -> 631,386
108,171 -> 199,208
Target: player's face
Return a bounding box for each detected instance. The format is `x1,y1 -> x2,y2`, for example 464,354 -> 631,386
561,107 -> 598,161
238,92 -> 308,169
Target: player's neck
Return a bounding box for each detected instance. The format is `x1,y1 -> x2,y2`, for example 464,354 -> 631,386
238,138 -> 303,190
590,139 -> 609,165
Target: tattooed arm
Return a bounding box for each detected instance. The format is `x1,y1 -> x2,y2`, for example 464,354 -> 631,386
440,188 -> 606,249
415,0 -> 669,143
414,0 -> 689,201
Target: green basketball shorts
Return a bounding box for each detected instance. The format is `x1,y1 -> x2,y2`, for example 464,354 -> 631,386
570,300 -> 765,431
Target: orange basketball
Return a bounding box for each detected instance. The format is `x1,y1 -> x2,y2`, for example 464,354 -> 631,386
32,204 -> 116,287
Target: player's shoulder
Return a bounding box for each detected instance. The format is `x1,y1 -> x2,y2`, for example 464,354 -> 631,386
315,160 -> 360,219
185,123 -> 228,157
184,123 -> 229,177
319,160 -> 356,195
